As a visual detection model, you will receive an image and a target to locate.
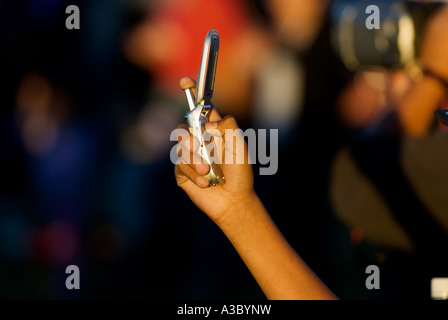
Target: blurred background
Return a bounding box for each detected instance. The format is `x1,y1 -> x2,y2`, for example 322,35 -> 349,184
0,0 -> 447,299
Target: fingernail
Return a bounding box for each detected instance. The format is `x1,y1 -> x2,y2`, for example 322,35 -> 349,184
197,176 -> 209,188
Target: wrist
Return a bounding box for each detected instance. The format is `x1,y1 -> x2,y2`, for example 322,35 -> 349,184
216,191 -> 263,234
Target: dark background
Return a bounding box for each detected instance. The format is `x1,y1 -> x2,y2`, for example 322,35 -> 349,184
0,0 -> 446,300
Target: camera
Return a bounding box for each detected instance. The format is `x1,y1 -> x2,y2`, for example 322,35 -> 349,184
330,0 -> 444,72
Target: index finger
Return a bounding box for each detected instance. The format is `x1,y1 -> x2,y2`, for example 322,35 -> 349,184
208,108 -> 222,122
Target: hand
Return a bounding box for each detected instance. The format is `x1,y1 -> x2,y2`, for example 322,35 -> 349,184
174,79 -> 337,301
174,77 -> 256,226
420,4 -> 448,81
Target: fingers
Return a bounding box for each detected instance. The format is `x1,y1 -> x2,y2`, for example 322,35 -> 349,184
175,162 -> 210,189
176,123 -> 200,154
180,77 -> 197,100
208,108 -> 222,122
179,77 -> 196,89
179,77 -> 222,122
176,123 -> 210,174
204,115 -> 250,165
205,115 -> 239,137
174,122 -> 211,188
176,143 -> 209,172
176,76 -> 228,187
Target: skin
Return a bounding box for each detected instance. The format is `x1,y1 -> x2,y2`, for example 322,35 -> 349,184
175,78 -> 337,300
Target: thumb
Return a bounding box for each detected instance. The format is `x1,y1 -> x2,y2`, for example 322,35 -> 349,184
208,108 -> 222,122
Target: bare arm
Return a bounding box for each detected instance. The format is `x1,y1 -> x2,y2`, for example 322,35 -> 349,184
174,78 -> 336,300
219,192 -> 337,300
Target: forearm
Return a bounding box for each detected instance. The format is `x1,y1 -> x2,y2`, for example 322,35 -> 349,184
218,193 -> 337,300
397,74 -> 446,137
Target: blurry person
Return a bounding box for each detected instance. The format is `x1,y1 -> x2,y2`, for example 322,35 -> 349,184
13,71 -> 101,298
15,73 -> 69,156
265,0 -> 331,52
330,3 -> 448,298
173,3 -> 448,300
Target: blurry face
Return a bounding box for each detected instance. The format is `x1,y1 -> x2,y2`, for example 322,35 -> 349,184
265,0 -> 330,51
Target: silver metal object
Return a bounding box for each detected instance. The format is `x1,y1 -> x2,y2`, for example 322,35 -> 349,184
196,29 -> 219,107
183,30 -> 225,186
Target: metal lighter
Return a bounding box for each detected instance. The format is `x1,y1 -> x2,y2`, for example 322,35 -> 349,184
183,29 -> 225,186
